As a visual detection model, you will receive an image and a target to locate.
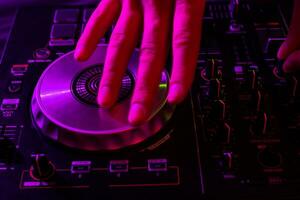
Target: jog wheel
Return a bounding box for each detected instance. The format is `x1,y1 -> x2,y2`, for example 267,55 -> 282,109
31,45 -> 173,151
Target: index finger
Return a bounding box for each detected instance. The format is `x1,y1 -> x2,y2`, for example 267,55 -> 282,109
167,0 -> 205,104
74,0 -> 121,61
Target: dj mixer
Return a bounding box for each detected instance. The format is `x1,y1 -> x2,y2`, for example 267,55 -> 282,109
0,0 -> 299,199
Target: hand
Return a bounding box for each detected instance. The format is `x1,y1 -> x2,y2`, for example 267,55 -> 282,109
277,0 -> 300,72
74,0 -> 205,125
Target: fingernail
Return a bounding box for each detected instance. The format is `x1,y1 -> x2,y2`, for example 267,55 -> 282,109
97,87 -> 113,108
128,103 -> 147,126
167,84 -> 184,104
74,47 -> 85,61
277,41 -> 287,60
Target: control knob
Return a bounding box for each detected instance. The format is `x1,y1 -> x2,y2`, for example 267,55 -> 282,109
30,154 -> 55,180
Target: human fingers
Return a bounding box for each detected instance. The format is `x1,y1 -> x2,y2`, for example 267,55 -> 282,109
98,0 -> 142,108
128,0 -> 173,125
167,0 -> 205,104
277,0 -> 300,60
74,0 -> 121,61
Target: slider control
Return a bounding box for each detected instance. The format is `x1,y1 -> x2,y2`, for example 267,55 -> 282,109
223,152 -> 233,170
252,112 -> 268,135
229,0 -> 241,32
212,100 -> 226,120
209,79 -> 221,99
216,122 -> 232,144
250,90 -> 262,113
206,59 -> 218,80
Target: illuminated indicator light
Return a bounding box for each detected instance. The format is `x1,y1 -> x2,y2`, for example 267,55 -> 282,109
148,159 -> 168,172
109,160 -> 129,173
0,99 -> 20,111
234,65 -> 243,74
159,83 -> 167,89
71,161 -> 91,174
11,64 -> 29,76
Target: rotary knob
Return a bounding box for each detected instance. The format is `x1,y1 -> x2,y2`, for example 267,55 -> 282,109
30,154 -> 55,180
33,48 -> 51,60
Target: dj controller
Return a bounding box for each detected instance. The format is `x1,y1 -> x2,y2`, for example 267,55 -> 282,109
0,0 -> 299,199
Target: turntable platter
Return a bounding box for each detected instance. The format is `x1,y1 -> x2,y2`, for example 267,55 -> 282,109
31,45 -> 173,151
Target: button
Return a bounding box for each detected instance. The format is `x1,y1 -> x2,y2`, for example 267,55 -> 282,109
83,8 -> 94,23
71,161 -> 91,174
1,99 -> 19,111
49,39 -> 75,47
30,154 -> 56,180
234,65 -> 244,81
1,99 -> 20,118
11,64 -> 28,76
264,37 -> 285,56
53,9 -> 80,23
109,160 -> 129,173
147,159 -> 168,172
8,80 -> 22,93
49,24 -> 77,47
50,24 -> 77,39
33,48 -> 51,60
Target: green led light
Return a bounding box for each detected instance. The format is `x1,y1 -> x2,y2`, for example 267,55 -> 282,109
159,83 -> 167,88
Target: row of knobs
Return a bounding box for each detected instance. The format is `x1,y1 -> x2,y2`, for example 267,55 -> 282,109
200,59 -> 286,171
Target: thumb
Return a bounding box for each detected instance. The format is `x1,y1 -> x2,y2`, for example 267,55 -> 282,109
277,40 -> 290,60
277,38 -> 300,60
282,50 -> 300,72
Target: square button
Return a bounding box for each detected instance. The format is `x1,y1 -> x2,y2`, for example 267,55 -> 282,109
83,8 -> 94,23
53,9 -> 80,23
50,24 -> 78,39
